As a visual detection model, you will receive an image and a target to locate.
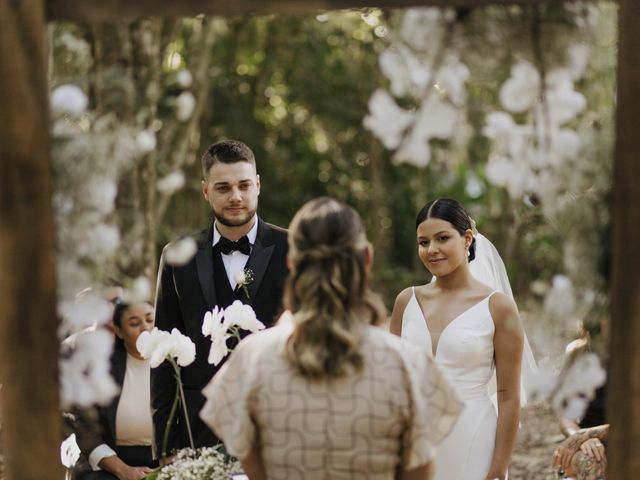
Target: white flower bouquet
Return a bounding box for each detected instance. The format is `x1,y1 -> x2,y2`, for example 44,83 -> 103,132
143,446 -> 241,480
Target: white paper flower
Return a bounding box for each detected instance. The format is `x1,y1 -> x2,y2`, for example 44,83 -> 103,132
224,300 -> 265,333
415,94 -> 458,140
176,69 -> 194,88
499,61 -> 540,113
164,237 -> 197,266
87,178 -> 118,214
363,89 -> 413,149
550,128 -> 581,159
176,92 -> 196,121
545,87 -> 587,126
400,8 -> 446,52
437,61 -> 470,105
60,433 -> 81,468
394,126 -> 431,167
136,130 -> 157,154
568,43 -> 590,80
157,171 -> 186,194
129,276 -> 152,303
483,111 -> 516,145
379,47 -> 431,97
91,224 -> 121,255
51,84 -> 88,116
60,329 -> 118,407
544,274 -> 576,319
58,292 -> 113,336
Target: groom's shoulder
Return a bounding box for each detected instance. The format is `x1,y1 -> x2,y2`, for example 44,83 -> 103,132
259,219 -> 288,244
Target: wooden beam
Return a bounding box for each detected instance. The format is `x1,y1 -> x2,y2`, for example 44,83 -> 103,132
608,0 -> 640,477
0,0 -> 62,479
47,0 -> 553,22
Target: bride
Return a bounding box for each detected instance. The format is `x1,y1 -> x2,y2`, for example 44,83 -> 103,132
390,198 -> 534,480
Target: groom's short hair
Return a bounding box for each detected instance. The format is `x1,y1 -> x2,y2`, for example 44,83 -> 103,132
201,139 -> 256,177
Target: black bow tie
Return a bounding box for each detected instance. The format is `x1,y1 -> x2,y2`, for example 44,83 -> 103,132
218,235 -> 251,255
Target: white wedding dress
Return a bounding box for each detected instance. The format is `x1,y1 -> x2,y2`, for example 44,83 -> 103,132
402,287 -> 498,480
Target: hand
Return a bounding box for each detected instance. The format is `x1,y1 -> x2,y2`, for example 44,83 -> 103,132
552,431 -> 587,471
484,469 -> 507,480
116,465 -> 155,480
579,438 -> 606,462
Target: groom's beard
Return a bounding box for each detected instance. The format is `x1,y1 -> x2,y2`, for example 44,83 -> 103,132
214,207 -> 257,228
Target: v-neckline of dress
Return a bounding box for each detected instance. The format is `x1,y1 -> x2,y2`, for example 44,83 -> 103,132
411,288 -> 494,358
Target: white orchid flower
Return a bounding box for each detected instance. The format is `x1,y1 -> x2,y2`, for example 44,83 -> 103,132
170,328 -> 196,367
224,300 -> 265,333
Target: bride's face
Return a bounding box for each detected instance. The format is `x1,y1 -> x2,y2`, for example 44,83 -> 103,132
416,217 -> 471,277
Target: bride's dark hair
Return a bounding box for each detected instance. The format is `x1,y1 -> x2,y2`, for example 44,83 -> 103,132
416,198 -> 477,261
284,197 -> 386,379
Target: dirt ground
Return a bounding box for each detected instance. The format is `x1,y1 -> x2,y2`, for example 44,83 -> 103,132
511,402 -> 565,480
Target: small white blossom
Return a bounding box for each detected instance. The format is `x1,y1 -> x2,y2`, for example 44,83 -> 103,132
136,130 -> 157,153
164,237 -> 198,266
176,92 -> 196,121
157,171 -> 186,194
436,61 -> 470,105
60,433 -> 81,468
51,84 -> 88,116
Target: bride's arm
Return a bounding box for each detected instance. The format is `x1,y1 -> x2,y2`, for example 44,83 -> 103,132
389,287 -> 413,336
486,293 -> 524,480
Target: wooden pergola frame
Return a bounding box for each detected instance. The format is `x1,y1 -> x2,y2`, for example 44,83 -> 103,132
0,0 -> 637,478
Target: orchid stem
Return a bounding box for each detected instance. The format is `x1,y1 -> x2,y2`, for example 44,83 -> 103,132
175,364 -> 195,449
161,362 -> 181,459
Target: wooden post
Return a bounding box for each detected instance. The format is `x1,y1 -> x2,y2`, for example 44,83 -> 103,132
608,0 -> 640,477
0,0 -> 62,479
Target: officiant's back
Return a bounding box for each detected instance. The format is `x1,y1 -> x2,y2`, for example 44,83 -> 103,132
201,197 -> 463,480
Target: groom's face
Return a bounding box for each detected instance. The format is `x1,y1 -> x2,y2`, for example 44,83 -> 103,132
202,160 -> 260,227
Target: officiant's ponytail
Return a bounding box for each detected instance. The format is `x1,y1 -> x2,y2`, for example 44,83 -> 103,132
284,197 -> 386,380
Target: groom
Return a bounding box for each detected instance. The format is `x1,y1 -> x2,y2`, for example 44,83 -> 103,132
151,139 -> 289,455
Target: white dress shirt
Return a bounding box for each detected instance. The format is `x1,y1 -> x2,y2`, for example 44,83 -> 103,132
212,218 -> 258,290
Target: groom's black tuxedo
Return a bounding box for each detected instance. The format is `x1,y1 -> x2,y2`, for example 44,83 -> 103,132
151,217 -> 288,454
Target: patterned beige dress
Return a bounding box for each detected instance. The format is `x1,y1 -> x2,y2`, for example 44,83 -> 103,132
200,315 -> 462,480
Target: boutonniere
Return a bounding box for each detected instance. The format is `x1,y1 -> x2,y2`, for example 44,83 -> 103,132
233,268 -> 254,299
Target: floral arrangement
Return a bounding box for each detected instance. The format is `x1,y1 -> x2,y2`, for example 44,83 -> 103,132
202,300 -> 265,366
144,447 -> 241,480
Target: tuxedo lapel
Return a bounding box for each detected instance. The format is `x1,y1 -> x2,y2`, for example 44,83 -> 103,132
244,218 -> 275,306
195,227 -> 217,308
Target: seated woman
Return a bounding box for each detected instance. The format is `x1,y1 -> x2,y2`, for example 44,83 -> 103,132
552,328 -> 608,480
74,301 -> 158,480
200,197 -> 463,480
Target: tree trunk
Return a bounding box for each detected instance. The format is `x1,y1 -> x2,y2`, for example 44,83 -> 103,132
0,0 -> 62,479
608,0 -> 640,477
